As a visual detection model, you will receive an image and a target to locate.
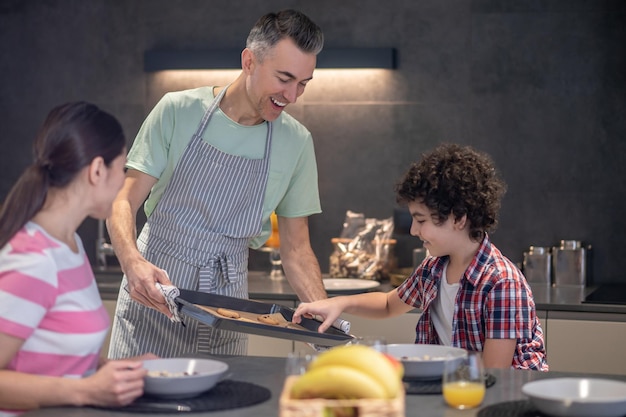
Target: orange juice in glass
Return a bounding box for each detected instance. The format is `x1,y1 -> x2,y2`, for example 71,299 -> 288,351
443,380 -> 485,409
442,351 -> 485,409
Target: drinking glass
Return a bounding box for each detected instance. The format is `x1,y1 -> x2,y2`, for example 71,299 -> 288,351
285,350 -> 316,376
442,351 -> 485,409
352,336 -> 387,354
268,248 -> 284,280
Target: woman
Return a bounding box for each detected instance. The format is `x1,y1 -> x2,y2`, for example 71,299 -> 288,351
0,102 -> 154,416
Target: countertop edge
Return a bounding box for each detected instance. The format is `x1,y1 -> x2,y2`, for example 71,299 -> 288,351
95,270 -> 626,316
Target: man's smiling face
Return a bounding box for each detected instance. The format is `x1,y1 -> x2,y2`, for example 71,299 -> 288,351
244,37 -> 317,122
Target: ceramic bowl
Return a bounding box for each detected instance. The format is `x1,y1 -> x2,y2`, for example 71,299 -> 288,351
143,358 -> 229,399
522,377 -> 626,417
386,344 -> 466,379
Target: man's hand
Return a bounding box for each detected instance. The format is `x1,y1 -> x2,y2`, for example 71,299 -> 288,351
124,259 -> 173,317
106,169 -> 173,316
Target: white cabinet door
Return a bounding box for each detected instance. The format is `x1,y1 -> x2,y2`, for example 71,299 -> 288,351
101,300 -> 117,359
247,335 -> 294,357
341,312 -> 421,344
546,312 -> 626,375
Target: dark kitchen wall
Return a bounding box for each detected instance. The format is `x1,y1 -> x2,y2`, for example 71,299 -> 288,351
1,1 -> 624,284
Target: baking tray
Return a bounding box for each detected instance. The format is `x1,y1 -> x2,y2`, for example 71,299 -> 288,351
175,289 -> 354,346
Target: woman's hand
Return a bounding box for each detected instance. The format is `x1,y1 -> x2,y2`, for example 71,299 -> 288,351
80,360 -> 147,407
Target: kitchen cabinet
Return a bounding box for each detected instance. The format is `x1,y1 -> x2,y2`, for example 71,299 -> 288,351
545,311 -> 626,375
340,311 -> 421,345
247,335 -> 295,357
101,299 -> 117,359
291,312 -> 421,354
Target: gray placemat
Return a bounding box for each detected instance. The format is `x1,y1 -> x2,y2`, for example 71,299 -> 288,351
93,380 -> 271,413
477,399 -> 546,417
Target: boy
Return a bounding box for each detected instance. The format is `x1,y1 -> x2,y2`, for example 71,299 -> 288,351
293,143 -> 548,370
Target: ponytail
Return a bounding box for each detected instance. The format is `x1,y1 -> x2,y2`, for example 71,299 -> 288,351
0,101 -> 125,249
0,166 -> 49,248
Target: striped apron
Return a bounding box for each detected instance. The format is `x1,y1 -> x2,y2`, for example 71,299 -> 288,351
108,86 -> 272,358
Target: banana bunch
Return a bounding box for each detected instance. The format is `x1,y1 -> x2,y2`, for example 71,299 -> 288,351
289,344 -> 404,400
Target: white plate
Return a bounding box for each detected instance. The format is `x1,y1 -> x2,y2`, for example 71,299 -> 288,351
387,344 -> 467,379
143,358 -> 229,399
323,278 -> 380,293
522,377 -> 626,417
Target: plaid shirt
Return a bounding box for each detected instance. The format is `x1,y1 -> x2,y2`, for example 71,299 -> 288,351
397,234 -> 548,371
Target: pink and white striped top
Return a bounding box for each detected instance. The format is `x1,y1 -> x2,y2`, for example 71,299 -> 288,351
0,222 -> 110,415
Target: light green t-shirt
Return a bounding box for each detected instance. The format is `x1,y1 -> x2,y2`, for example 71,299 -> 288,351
126,86 -> 321,249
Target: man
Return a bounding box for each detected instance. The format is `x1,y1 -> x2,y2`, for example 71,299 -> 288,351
107,9 -> 327,358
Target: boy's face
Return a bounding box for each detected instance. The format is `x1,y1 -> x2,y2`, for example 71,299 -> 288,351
407,200 -> 466,258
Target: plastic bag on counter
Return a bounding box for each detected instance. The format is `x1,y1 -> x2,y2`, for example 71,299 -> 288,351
329,210 -> 396,281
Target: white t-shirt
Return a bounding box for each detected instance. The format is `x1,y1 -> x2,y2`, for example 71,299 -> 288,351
431,262 -> 460,346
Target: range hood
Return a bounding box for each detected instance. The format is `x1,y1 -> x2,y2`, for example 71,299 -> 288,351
144,47 -> 397,71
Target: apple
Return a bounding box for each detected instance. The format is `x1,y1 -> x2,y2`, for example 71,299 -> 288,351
383,353 -> 404,379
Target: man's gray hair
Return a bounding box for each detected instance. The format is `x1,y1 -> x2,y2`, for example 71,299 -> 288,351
246,10 -> 324,62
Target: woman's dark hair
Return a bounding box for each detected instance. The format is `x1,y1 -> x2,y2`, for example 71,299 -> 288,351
246,9 -> 324,61
395,143 -> 507,241
0,101 -> 125,248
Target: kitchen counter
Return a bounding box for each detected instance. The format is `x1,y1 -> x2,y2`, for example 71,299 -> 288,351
95,269 -> 626,315
21,354 -> 626,417
247,271 -> 626,315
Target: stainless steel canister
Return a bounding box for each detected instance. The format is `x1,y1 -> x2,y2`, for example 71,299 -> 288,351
552,240 -> 587,287
522,246 -> 552,286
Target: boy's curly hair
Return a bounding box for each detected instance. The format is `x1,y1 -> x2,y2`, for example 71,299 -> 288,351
395,143 -> 507,242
